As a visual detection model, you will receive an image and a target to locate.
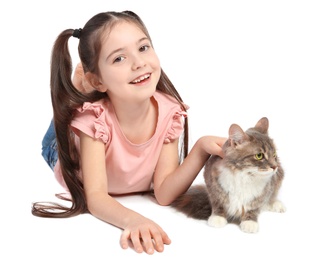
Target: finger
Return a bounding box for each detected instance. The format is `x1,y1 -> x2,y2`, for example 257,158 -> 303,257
217,146 -> 225,158
216,137 -> 227,147
215,138 -> 227,158
119,229 -> 130,250
152,227 -> 171,252
161,230 -> 171,245
140,229 -> 155,255
130,230 -> 144,253
150,230 -> 164,253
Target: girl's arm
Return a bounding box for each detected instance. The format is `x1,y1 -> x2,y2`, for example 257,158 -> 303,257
153,135 -> 227,205
79,132 -> 171,254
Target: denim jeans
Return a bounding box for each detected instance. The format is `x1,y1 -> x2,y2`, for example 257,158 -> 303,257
41,120 -> 58,170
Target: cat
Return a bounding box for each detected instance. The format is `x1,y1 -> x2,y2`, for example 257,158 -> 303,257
171,117 -> 286,233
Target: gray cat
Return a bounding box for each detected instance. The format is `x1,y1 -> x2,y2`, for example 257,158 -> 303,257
171,117 -> 286,233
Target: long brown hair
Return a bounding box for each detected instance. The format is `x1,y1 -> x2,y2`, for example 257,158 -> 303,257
32,11 -> 188,218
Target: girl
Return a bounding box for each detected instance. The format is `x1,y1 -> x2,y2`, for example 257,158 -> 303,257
32,11 -> 226,254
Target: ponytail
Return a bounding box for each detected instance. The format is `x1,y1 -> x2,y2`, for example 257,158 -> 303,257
33,30 -> 91,217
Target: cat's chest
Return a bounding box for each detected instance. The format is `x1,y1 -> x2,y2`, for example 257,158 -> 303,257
217,166 -> 271,213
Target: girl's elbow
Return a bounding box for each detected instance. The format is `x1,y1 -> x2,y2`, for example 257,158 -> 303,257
157,199 -> 171,206
85,192 -> 106,215
86,199 -> 98,215
154,192 -> 174,206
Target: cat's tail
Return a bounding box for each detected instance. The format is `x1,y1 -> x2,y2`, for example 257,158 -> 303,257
170,184 -> 211,220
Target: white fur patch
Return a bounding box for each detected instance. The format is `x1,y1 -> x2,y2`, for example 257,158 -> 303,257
240,220 -> 259,233
208,215 -> 228,228
218,165 -> 274,217
263,200 -> 286,213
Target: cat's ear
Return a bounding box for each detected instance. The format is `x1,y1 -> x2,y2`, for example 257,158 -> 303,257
229,124 -> 248,147
254,117 -> 269,134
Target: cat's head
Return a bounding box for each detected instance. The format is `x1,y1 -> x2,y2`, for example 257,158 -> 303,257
223,117 -> 279,176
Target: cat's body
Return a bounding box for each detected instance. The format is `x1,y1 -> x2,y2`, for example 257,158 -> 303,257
171,117 -> 285,233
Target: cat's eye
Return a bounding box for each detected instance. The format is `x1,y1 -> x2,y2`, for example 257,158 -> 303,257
273,152 -> 277,158
255,153 -> 264,160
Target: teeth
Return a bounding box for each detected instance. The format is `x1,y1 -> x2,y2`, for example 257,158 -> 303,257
132,74 -> 150,83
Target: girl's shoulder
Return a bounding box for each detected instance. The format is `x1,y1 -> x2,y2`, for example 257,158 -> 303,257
71,98 -> 114,143
154,91 -> 188,143
154,91 -> 189,112
76,98 -> 111,116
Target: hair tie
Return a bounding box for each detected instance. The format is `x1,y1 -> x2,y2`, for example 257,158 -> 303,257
73,28 -> 82,39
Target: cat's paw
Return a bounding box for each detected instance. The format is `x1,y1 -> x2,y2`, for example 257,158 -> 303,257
207,215 -> 227,228
263,200 -> 286,213
240,220 -> 259,233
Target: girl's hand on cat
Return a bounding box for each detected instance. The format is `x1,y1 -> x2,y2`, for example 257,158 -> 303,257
120,216 -> 171,254
200,136 -> 227,158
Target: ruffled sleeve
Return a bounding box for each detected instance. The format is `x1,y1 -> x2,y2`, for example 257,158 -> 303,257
164,108 -> 188,144
71,101 -> 110,144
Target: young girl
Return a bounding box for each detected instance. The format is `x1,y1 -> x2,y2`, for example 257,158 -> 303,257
32,11 -> 226,254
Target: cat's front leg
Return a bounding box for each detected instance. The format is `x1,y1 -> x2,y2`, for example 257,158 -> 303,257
207,206 -> 228,228
240,220 -> 259,233
207,214 -> 228,228
240,209 -> 260,233
262,200 -> 286,213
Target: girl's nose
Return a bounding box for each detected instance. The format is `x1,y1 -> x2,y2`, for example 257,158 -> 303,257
131,54 -> 146,70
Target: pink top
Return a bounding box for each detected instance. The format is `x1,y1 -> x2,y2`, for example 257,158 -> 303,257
53,91 -> 188,195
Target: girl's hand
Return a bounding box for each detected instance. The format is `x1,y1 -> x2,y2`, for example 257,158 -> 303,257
120,216 -> 171,254
200,135 -> 227,158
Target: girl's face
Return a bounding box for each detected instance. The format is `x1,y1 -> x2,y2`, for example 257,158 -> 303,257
97,22 -> 161,104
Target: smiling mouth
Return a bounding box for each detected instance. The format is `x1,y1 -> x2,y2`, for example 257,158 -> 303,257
131,73 -> 151,84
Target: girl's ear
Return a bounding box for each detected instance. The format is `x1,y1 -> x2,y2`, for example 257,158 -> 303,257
85,72 -> 107,92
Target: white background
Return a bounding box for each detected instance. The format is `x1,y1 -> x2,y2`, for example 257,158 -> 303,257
1,0 -> 317,259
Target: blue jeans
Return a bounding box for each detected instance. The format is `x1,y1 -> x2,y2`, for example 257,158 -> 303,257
42,120 -> 58,170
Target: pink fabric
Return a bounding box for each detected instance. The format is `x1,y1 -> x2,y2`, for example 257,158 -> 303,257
53,91 -> 188,195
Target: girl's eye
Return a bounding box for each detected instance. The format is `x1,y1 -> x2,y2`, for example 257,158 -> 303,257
114,56 -> 125,63
255,153 -> 264,160
140,45 -> 150,52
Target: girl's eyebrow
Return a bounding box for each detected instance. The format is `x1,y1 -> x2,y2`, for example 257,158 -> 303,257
106,37 -> 149,60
